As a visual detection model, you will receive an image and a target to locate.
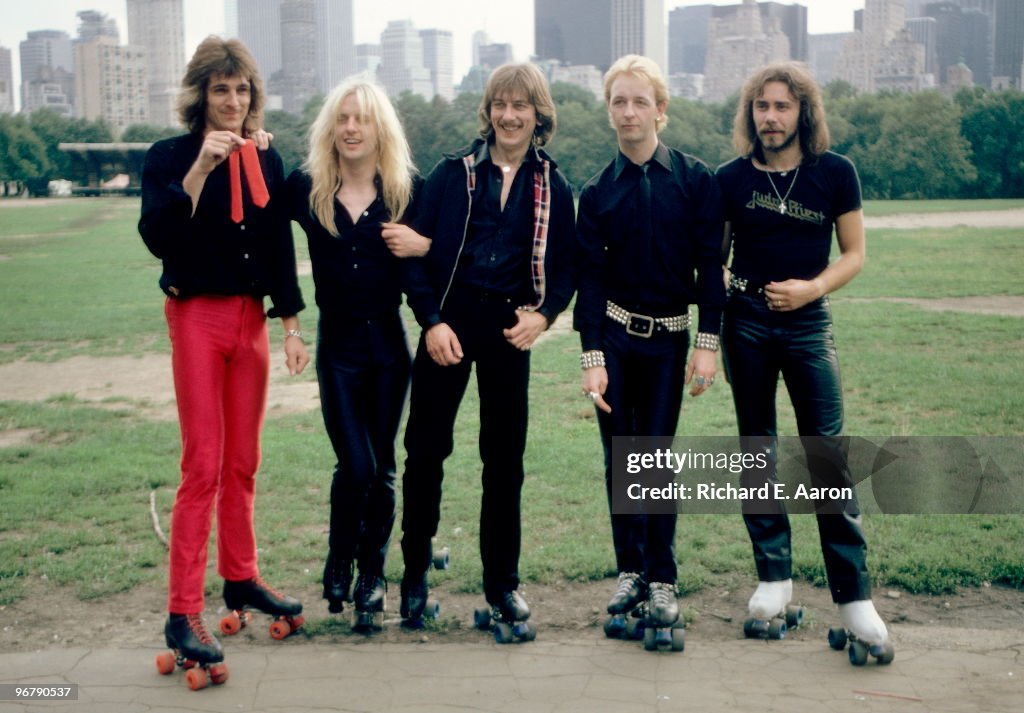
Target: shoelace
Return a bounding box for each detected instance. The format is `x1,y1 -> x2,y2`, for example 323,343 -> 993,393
649,583 -> 676,608
252,576 -> 285,600
185,613 -> 215,645
616,572 -> 640,596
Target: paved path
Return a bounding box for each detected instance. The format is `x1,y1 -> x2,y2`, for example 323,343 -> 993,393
1,625 -> 1020,712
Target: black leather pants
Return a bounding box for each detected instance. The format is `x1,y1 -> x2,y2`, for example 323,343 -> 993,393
318,313 -> 411,578
722,292 -> 871,604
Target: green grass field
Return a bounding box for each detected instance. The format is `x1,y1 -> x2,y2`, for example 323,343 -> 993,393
0,197 -> 1021,607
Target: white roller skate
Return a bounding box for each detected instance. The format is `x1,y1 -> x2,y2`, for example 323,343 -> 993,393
829,600 -> 894,665
743,579 -> 804,640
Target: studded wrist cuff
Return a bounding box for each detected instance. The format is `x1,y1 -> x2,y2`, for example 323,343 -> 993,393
694,332 -> 720,352
580,350 -> 606,370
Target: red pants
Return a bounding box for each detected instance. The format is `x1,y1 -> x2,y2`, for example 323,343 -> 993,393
165,295 -> 269,614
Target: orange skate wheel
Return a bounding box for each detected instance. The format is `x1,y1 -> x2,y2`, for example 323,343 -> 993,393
185,667 -> 208,691
290,615 -> 305,632
181,658 -> 197,670
269,619 -> 290,640
209,662 -> 229,685
220,611 -> 242,635
155,651 -> 176,675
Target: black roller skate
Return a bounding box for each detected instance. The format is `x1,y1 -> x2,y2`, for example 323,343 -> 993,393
604,572 -> 648,639
352,573 -> 387,633
323,552 -> 353,614
474,590 -> 536,644
220,576 -> 304,640
641,582 -> 685,652
155,613 -> 229,691
399,572 -> 440,628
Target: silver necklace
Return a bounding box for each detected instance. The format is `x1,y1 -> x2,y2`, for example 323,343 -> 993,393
765,167 -> 800,215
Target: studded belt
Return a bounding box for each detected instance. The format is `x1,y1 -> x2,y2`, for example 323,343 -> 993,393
605,301 -> 691,338
728,274 -> 768,295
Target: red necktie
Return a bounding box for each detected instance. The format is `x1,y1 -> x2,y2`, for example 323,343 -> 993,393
229,139 -> 270,223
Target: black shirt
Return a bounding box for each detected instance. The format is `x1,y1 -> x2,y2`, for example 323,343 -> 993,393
454,142 -> 535,300
716,151 -> 861,283
138,133 -> 304,318
573,142 -> 725,351
287,170 -> 419,320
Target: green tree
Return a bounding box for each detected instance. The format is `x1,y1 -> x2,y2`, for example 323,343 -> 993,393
26,109 -> 113,180
957,90 -> 1024,197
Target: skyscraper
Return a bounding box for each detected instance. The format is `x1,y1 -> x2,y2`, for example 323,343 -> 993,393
0,47 -> 14,114
378,20 -> 432,99
420,29 -> 454,101
535,0 -> 613,70
668,4 -> 713,75
704,0 -> 789,102
127,0 -> 185,128
236,0 -> 283,79
993,0 -> 1024,87
613,0 -> 665,71
316,0 -> 355,93
277,0 -> 318,112
18,30 -> 74,115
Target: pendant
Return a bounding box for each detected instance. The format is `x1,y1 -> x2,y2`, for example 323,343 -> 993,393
779,201 -> 787,215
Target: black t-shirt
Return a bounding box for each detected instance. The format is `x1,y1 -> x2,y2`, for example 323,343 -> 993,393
716,151 -> 861,283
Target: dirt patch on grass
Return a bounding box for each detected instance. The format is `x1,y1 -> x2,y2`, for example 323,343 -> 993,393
0,428 -> 43,448
864,208 -> 1024,229
0,354 -> 320,421
843,295 -> 1024,317
1,573 -> 1020,653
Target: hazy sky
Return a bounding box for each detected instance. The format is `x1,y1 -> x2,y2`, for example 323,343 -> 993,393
2,0 -> 867,111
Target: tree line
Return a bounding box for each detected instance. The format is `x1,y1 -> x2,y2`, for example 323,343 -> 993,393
2,82 -> 1022,199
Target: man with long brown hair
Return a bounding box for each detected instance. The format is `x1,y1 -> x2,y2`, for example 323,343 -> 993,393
398,63 -> 575,639
717,62 -> 893,664
141,37 -> 308,688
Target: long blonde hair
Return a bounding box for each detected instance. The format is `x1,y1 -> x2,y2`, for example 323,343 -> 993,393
304,78 -> 415,236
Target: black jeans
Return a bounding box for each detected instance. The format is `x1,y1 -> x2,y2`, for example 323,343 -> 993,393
317,312 -> 411,577
597,319 -> 689,585
401,291 -> 529,602
722,291 -> 870,604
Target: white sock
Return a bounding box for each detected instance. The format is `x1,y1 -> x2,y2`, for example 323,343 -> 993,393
747,579 -> 792,620
839,600 -> 888,646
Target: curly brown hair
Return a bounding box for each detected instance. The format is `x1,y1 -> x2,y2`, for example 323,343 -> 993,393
732,62 -> 830,160
177,36 -> 264,135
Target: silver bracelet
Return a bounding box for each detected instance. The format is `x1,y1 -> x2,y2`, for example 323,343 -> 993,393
580,350 -> 606,370
285,329 -> 305,343
694,332 -> 720,352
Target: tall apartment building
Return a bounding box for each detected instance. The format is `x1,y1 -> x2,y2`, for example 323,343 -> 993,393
127,0 -> 185,128
379,20 -> 433,100
993,0 -> 1024,87
808,32 -> 855,85
20,30 -> 75,116
0,47 -> 14,114
703,0 -> 790,103
905,16 -> 938,77
73,12 -> 148,134
835,0 -> 931,92
669,4 -> 713,74
420,29 -> 454,101
355,44 -> 382,76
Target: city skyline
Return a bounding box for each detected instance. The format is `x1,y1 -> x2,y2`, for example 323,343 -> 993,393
2,0 -> 869,112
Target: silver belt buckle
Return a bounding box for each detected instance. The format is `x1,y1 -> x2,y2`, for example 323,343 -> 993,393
626,313 -> 654,338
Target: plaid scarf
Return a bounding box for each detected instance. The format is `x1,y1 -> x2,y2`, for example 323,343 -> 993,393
462,151 -> 551,311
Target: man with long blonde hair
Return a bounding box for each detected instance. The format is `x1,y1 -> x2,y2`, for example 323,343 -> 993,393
287,78 -> 426,630
398,63 -> 576,637
717,62 -> 893,664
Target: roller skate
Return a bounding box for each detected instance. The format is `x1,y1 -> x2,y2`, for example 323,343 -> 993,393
743,579 -> 804,640
352,573 -> 387,633
219,576 -> 304,640
640,582 -> 685,652
828,600 -> 894,665
322,552 -> 353,614
155,613 -> 229,691
603,572 -> 648,640
474,590 -> 536,644
399,572 -> 440,628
